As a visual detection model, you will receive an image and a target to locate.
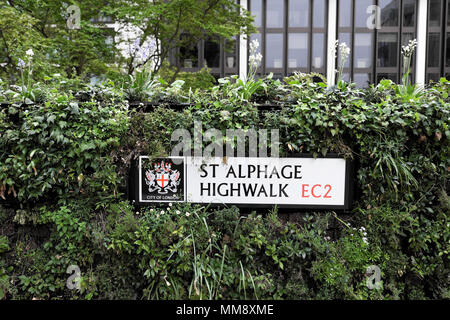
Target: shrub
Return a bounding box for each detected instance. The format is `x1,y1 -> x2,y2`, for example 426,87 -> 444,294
0,93 -> 129,205
0,75 -> 448,300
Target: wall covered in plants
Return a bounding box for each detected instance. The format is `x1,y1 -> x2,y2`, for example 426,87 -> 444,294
0,74 -> 448,300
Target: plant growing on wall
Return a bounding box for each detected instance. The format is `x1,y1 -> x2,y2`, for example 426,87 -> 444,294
236,39 -> 266,101
0,1 -> 119,82
394,39 -> 424,102
333,40 -> 350,87
124,67 -> 161,102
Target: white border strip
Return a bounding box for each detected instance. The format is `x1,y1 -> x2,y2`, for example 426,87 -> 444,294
239,0 -> 249,80
327,0 -> 338,87
415,0 -> 428,86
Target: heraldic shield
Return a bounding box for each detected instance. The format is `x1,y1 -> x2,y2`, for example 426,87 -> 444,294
140,157 -> 185,202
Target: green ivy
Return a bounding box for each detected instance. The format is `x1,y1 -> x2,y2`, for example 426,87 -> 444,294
0,76 -> 448,300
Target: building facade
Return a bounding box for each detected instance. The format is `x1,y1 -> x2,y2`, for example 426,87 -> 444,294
172,0 -> 450,87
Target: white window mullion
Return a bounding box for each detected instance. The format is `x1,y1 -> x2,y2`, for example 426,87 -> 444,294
415,0 -> 428,86
327,0 -> 338,86
240,0 -> 249,80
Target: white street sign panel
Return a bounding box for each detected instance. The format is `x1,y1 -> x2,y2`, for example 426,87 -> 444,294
137,156 -> 351,209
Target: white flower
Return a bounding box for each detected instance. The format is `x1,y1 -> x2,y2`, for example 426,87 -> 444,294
17,58 -> 25,70
26,49 -> 34,57
176,210 -> 181,215
401,39 -> 418,58
249,52 -> 262,68
339,42 -> 350,60
164,275 -> 171,287
220,110 -> 231,119
185,212 -> 190,217
150,208 -> 154,212
161,210 -> 165,215
168,202 -> 173,207
249,39 -> 262,69
250,39 -> 260,52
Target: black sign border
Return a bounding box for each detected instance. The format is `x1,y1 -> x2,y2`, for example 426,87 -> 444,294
130,154 -> 354,212
137,156 -> 186,203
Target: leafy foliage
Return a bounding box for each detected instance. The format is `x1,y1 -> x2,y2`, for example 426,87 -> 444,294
106,0 -> 256,74
0,1 -> 119,82
0,94 -> 129,203
0,75 -> 448,300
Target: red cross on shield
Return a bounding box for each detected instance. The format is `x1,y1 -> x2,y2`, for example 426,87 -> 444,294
156,173 -> 169,189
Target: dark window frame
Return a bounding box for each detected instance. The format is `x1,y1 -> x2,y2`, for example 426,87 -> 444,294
446,0 -> 450,78
376,0 -> 417,84
173,36 -> 240,78
249,0 -> 328,78
337,0 -> 417,86
426,0 -> 450,81
170,0 -> 241,78
337,0 -> 377,86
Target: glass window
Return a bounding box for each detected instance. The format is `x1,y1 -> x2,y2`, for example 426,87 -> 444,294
427,73 -> 441,82
180,35 -> 198,68
248,0 -> 327,77
448,0 -> 450,26
225,37 -> 237,69
354,33 -> 372,68
447,33 -> 450,67
339,0 -> 352,28
429,0 -> 442,27
250,0 -> 262,27
355,0 -> 374,28
427,33 -> 441,67
402,33 -> 414,46
312,33 -> 325,69
426,0 -> 448,80
313,0 -> 326,28
341,73 -> 351,82
204,39 -> 220,68
266,33 -> 284,68
354,73 -> 370,87
288,33 -> 308,68
250,33 -> 262,55
403,0 -> 415,27
377,33 -> 398,67
379,0 -> 399,27
267,0 -> 284,28
289,0 -> 309,28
